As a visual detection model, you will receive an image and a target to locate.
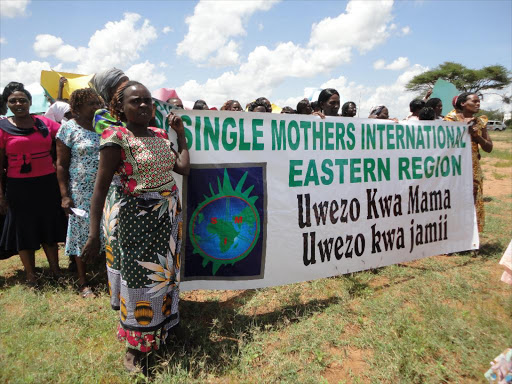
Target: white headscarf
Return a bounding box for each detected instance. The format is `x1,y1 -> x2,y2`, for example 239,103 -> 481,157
44,101 -> 70,123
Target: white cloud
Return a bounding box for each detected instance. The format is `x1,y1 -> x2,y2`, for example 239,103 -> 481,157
0,37 -> 6,44
361,64 -> 428,118
373,56 -> 410,70
177,0 -> 279,64
401,26 -> 411,35
0,58 -> 51,93
373,59 -> 386,70
177,0 -> 398,107
32,13 -> 158,74
162,26 -> 173,34
258,23 -> 264,31
0,0 -> 30,18
159,62 -> 168,68
125,61 -> 167,89
308,0 -> 394,54
208,40 -> 240,67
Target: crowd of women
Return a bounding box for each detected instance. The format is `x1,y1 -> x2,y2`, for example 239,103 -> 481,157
0,66 -> 493,371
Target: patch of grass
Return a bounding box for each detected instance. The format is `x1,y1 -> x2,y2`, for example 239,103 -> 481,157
494,160 -> 512,168
492,171 -> 506,180
481,149 -> 512,161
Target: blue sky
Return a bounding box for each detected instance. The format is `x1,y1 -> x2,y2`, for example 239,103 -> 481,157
1,0 -> 511,117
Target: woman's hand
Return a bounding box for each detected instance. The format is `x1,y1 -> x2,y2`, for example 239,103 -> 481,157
168,113 -> 184,136
0,196 -> 8,215
61,196 -> 74,216
312,111 -> 325,119
467,118 -> 479,138
81,236 -> 101,264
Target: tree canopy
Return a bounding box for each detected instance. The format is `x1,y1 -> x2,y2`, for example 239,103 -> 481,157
406,62 -> 511,97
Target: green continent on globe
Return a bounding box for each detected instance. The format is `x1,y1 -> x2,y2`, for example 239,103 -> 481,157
207,219 -> 239,253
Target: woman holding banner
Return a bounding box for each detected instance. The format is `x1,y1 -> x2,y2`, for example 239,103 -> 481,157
81,81 -> 190,371
444,93 -> 493,233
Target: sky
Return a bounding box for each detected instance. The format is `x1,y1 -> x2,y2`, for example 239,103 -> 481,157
1,0 -> 511,118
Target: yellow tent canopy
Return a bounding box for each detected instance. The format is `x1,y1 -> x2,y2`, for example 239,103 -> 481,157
40,70 -> 93,100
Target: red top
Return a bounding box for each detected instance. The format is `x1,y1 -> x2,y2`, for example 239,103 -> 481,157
0,115 -> 60,178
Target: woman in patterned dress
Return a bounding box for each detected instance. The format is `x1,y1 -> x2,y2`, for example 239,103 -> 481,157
444,92 -> 493,233
56,88 -> 104,297
81,81 -> 189,371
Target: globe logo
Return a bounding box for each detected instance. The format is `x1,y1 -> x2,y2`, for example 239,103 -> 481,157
189,169 -> 260,275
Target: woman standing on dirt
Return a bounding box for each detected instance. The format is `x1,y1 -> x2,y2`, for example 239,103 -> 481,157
444,92 -> 493,232
0,82 -> 67,285
56,88 -> 104,297
81,81 -> 189,371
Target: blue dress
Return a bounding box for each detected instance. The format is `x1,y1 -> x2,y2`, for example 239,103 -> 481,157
56,120 -> 104,256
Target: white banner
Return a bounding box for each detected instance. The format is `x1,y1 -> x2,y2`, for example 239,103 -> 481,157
156,107 -> 478,291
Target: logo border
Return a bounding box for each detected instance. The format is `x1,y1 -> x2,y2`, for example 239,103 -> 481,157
181,162 -> 268,281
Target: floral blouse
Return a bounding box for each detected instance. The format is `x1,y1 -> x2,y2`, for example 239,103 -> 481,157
100,125 -> 177,196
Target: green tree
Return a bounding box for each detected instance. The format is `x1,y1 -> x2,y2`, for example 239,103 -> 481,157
476,109 -> 504,121
406,62 -> 511,101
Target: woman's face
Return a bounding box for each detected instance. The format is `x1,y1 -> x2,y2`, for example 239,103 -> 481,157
346,103 -> 356,117
435,102 -> 443,117
322,94 -> 340,116
7,91 -> 31,118
461,94 -> 480,114
76,97 -> 103,122
122,85 -> 153,125
377,107 -> 389,119
230,101 -> 242,111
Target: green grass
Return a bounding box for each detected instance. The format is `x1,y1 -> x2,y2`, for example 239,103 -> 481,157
1,156 -> 512,383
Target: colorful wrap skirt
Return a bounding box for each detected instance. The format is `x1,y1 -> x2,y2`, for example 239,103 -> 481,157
104,179 -> 182,352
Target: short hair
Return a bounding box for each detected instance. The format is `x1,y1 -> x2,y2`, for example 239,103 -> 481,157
281,106 -> 295,114
249,98 -> 271,112
2,81 -> 32,103
69,88 -> 103,116
409,99 -> 425,113
255,97 -> 272,112
310,101 -> 319,112
419,107 -> 436,120
341,101 -> 356,116
317,88 -> 339,106
455,92 -> 476,110
110,80 -> 146,122
425,98 -> 441,110
296,99 -> 311,114
193,99 -> 208,110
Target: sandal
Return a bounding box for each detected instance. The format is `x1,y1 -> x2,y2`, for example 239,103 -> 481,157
79,285 -> 96,298
124,349 -> 143,373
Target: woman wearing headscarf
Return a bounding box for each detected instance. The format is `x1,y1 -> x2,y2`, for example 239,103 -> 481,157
0,82 -> 67,285
444,92 -> 493,233
89,67 -> 129,134
82,81 -> 190,371
56,88 -> 104,297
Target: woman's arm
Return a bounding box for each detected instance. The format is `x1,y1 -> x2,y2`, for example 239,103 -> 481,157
168,114 -> 190,176
468,119 -> 493,153
56,139 -> 73,215
0,149 -> 7,215
477,125 -> 493,153
81,146 -> 121,263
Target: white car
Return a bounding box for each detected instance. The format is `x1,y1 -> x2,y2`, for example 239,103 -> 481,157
487,120 -> 507,131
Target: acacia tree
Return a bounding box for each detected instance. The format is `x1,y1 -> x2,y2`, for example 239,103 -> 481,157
406,62 -> 511,102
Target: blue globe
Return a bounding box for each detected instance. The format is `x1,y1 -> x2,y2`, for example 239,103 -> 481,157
190,195 -> 259,263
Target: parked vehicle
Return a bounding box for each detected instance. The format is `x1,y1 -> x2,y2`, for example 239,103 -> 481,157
487,120 -> 507,131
